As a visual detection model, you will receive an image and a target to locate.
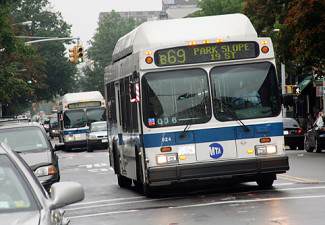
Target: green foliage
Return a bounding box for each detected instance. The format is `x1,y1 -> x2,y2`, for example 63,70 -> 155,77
191,0 -> 243,17
244,0 -> 324,76
11,0 -> 77,101
0,4 -> 37,114
81,11 -> 139,93
283,0 -> 325,70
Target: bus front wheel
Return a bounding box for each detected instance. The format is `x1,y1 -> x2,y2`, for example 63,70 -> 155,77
256,173 -> 275,189
117,175 -> 132,188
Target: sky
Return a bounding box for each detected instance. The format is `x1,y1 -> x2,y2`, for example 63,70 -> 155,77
49,0 -> 162,47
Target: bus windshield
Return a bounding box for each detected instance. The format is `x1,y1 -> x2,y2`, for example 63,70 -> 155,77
86,108 -> 106,124
210,62 -> 281,121
63,109 -> 87,129
142,68 -> 211,128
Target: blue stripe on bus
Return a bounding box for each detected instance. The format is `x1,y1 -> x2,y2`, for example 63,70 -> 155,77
63,128 -> 89,135
142,122 -> 283,148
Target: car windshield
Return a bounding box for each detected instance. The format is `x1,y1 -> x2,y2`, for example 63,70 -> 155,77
86,107 -> 106,124
50,117 -> 58,128
142,68 -> 211,128
0,155 -> 37,213
0,127 -> 48,152
210,62 -> 281,121
91,122 -> 107,132
63,109 -> 87,129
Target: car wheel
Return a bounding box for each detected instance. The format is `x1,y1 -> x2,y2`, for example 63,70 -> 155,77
256,173 -> 275,189
87,144 -> 93,152
304,135 -> 315,152
117,174 -> 132,188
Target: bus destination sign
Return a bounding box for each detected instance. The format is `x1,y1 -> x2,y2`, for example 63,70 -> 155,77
154,42 -> 259,67
68,101 -> 101,109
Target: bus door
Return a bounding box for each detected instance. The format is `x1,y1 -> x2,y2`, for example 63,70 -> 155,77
114,81 -> 127,174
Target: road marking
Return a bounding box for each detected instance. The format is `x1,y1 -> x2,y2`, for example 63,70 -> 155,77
69,209 -> 139,219
273,182 -> 294,186
69,194 -> 325,219
67,196 -> 145,207
278,174 -> 321,184
66,196 -> 183,211
67,185 -> 325,211
170,194 -> 325,209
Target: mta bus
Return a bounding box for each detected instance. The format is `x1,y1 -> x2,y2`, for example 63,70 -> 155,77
58,91 -> 106,150
104,14 -> 289,195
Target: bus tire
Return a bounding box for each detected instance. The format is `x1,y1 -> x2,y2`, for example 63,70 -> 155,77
112,142 -> 120,174
256,173 -> 275,189
117,175 -> 132,188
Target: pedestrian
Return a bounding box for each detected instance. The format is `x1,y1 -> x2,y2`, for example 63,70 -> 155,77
313,111 -> 324,130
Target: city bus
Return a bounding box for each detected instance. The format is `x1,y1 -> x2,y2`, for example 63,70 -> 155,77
58,91 -> 106,150
104,14 -> 289,195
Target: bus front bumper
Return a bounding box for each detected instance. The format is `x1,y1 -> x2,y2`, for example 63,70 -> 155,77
147,156 -> 289,186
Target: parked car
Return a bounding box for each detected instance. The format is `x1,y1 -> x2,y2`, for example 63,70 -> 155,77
86,121 -> 108,152
0,122 -> 61,191
283,117 -> 304,150
304,127 -> 325,153
49,116 -> 59,139
0,142 -> 84,225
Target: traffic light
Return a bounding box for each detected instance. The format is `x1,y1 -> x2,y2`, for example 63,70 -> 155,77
69,46 -> 78,64
76,44 -> 84,62
285,85 -> 300,95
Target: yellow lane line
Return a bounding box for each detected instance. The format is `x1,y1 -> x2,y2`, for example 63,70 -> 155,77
278,174 -> 320,184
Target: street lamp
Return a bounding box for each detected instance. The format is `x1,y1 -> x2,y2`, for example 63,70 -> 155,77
12,21 -> 32,26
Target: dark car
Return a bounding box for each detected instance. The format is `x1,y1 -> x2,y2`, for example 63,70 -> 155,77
304,127 -> 325,153
49,116 -> 59,139
0,142 -> 84,225
0,122 -> 60,191
283,117 -> 304,150
86,121 -> 108,152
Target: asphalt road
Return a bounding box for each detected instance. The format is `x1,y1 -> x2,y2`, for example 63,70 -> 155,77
56,148 -> 325,225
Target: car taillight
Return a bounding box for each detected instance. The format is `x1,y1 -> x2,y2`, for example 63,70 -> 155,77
297,128 -> 303,135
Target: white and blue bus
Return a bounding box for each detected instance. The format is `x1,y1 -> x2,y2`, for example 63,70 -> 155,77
58,91 -> 106,150
104,14 -> 289,195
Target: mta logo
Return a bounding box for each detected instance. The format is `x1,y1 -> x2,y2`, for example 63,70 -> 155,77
209,143 -> 223,159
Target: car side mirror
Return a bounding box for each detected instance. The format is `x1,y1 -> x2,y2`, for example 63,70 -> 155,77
50,182 -> 84,210
54,143 -> 64,152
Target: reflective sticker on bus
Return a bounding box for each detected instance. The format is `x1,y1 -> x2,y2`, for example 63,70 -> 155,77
148,118 -> 156,126
209,143 -> 224,159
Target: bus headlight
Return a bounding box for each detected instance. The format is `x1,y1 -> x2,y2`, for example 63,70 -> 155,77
156,153 -> 178,165
64,135 -> 74,142
255,145 -> 277,155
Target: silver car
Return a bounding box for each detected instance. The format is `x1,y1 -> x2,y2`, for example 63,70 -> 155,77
0,143 -> 84,225
86,121 -> 108,152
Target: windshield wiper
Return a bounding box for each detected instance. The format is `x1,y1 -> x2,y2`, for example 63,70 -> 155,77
217,99 -> 250,132
180,120 -> 192,138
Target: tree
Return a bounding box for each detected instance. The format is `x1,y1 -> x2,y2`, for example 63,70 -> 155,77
244,0 -> 325,76
283,0 -> 325,72
190,0 -> 243,17
0,1 -> 43,115
11,0 -> 77,101
80,11 -> 139,93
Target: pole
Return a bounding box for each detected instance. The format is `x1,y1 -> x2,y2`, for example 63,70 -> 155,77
25,37 -> 78,45
323,79 -> 325,114
281,63 -> 286,117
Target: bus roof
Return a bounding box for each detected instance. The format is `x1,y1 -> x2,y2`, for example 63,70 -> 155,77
112,13 -> 257,62
61,91 -> 104,105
